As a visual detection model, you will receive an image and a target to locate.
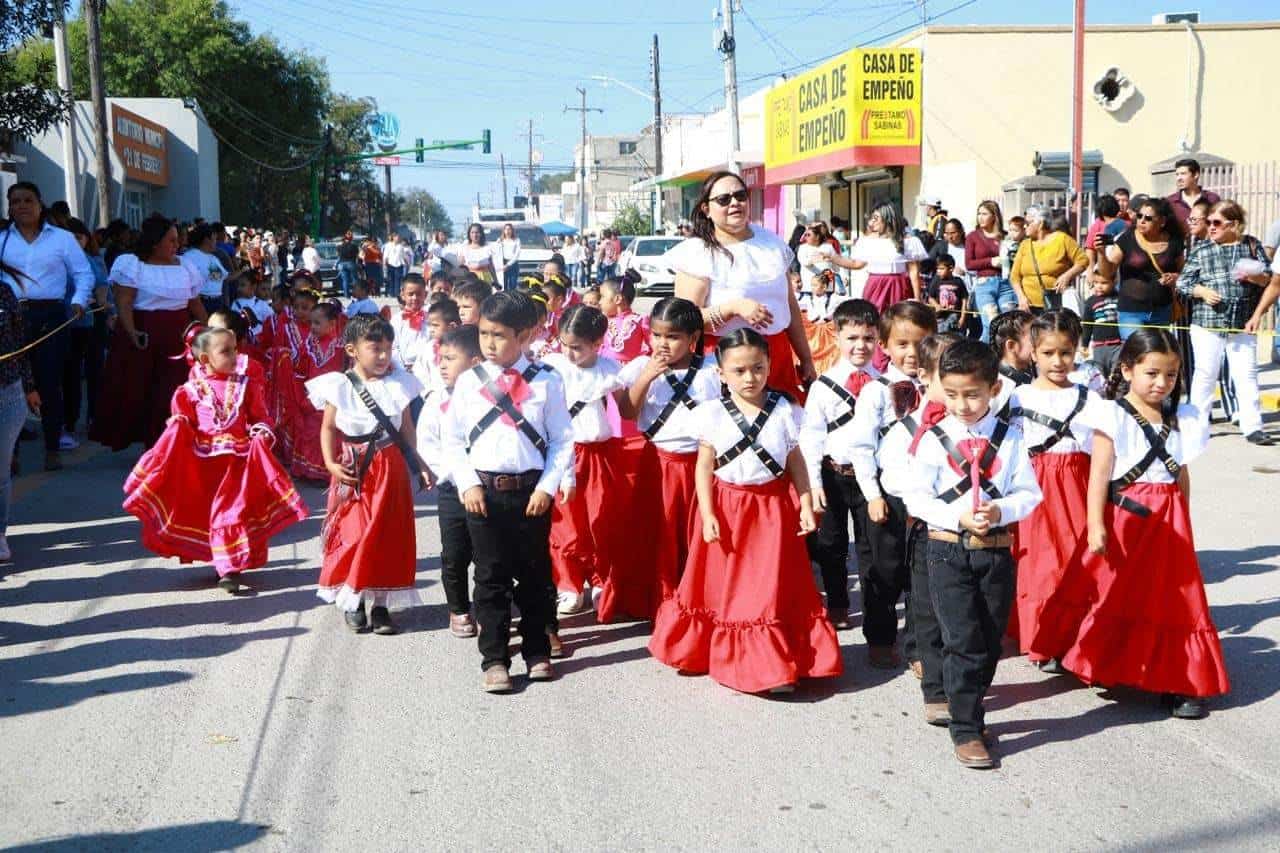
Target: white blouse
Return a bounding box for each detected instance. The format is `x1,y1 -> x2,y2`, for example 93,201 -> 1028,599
305,368 -> 423,435
797,242 -> 836,292
1010,384 -> 1108,455
455,244 -> 497,271
617,354 -> 723,454
850,235 -> 927,275
1084,401 -> 1208,484
108,254 -> 201,311
498,237 -> 521,270
541,353 -> 624,445
695,395 -> 802,485
662,228 -> 794,336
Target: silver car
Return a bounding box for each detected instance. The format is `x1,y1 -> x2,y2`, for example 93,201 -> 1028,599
620,236 -> 683,295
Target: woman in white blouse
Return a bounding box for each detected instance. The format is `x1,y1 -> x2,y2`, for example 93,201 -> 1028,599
91,215 -> 206,451
497,223 -> 521,292
847,203 -> 928,310
667,171 -> 816,397
562,235 -> 586,287
453,223 -> 498,284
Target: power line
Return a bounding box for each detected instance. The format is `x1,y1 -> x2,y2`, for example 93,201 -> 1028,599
203,121 -> 324,172
739,4 -> 804,67
186,78 -> 325,146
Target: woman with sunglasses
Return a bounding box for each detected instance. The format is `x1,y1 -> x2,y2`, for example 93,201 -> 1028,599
666,171 -> 816,398
1175,200 -> 1274,445
1098,197 -> 1184,340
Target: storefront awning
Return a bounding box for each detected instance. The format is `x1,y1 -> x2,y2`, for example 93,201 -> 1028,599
657,153 -> 764,188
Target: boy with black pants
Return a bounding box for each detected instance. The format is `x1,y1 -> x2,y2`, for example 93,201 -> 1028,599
417,325 -> 483,639
800,299 -> 882,629
903,339 -> 1041,769
443,291 -> 574,693
848,301 -> 936,669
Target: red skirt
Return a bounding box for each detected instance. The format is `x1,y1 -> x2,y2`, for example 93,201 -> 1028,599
550,439 -> 622,593
1012,453 -> 1105,660
290,398 -> 329,482
862,273 -> 913,312
319,440 -> 420,611
1061,483 -> 1230,698
91,309 -> 191,450
267,351 -> 304,465
122,419 -> 309,576
596,444 -> 697,622
648,477 -> 843,693
705,330 -> 804,403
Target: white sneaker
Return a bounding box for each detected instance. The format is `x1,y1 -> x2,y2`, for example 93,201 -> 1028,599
0,536 -> 11,563
58,432 -> 79,451
556,590 -> 586,616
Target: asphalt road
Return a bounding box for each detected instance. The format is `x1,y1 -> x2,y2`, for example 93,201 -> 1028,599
2,374 -> 1279,852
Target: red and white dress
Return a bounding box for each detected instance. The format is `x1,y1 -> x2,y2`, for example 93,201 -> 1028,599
291,332 -> 347,482
123,354 -> 308,576
598,353 -> 722,622
1063,401 -> 1230,698
601,310 -> 650,365
1009,384 -> 1110,661
262,309 -> 308,465
541,353 -> 626,597
306,368 -> 425,612
648,393 -> 842,693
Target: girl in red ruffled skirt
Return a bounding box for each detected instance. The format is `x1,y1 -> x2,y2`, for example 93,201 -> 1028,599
648,328 -> 842,694
291,301 -> 347,482
1077,329 -> 1230,719
123,326 -> 308,593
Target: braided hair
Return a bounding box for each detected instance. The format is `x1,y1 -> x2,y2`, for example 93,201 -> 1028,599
1104,328 -> 1183,428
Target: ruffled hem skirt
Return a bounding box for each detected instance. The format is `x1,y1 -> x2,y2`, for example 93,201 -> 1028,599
550,439 -> 622,593
123,419 -> 309,575
648,477 -> 843,693
1061,483 -> 1230,698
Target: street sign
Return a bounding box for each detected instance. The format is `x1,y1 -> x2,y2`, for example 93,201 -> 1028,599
368,112 -> 401,152
372,156 -> 401,166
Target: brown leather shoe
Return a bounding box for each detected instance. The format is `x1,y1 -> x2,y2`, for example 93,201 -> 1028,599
924,702 -> 951,726
867,645 -> 901,670
954,739 -> 994,769
909,660 -> 924,680
527,657 -> 554,682
482,665 -> 513,693
826,607 -> 852,630
449,613 -> 477,638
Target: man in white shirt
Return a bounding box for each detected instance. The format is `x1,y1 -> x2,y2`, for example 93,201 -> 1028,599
301,237 -> 321,274
384,234 -> 408,299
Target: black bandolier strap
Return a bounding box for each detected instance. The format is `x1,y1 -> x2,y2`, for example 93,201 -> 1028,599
931,415 -> 1011,504
344,371 -> 430,488
1109,398 -> 1180,517
642,354 -> 704,440
1022,386 -> 1088,456
467,363 -> 550,458
816,375 -> 857,432
714,391 -> 785,478
568,399 -> 587,418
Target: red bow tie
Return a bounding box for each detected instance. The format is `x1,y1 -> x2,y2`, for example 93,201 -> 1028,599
480,367 -> 531,427
947,438 -> 1003,511
403,309 -> 425,331
889,380 -> 922,419
908,401 -> 948,455
843,370 -> 873,397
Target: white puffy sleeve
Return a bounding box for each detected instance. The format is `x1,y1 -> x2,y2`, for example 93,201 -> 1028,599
305,372 -> 349,412
1175,403 -> 1210,467
108,253 -> 140,287
662,238 -> 715,280
902,236 -> 929,262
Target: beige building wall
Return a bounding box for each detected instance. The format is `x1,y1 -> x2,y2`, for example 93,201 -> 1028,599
900,22 -> 1280,227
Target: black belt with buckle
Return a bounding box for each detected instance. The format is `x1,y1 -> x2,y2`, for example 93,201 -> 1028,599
927,528 -> 1013,550
823,456 -> 857,477
476,470 -> 542,492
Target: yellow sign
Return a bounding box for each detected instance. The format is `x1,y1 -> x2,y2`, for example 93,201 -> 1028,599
765,48 -> 921,183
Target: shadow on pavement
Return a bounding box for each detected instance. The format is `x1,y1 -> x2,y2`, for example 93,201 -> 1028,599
1198,545 -> 1280,585
2,819 -> 270,852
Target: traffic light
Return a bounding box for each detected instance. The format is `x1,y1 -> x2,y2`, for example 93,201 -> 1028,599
481,129 -> 491,154
415,138 -> 424,163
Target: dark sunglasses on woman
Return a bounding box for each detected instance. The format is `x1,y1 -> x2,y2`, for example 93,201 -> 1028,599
710,189 -> 749,206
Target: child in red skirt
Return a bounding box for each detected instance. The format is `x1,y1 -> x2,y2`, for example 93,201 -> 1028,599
1008,310 -> 1108,671
307,314 -> 432,635
541,304 -> 626,616
1077,328 -> 1229,719
599,272 -> 650,364
649,327 -> 842,694
606,297 -> 722,622
292,301 -> 347,482
123,326 -> 308,594
265,282 -> 317,465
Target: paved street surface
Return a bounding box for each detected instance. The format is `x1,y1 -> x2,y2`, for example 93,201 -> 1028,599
2,373 -> 1279,852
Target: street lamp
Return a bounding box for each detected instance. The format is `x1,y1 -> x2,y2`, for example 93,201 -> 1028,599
589,75 -> 655,104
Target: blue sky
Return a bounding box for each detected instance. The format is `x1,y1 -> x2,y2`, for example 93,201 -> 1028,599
234,0 -> 1270,229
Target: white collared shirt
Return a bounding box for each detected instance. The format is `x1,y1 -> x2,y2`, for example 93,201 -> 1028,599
1082,401 -> 1207,484
443,356 -> 574,496
409,337 -> 444,395
416,386 -> 452,485
903,409 -> 1042,533
389,310 -> 430,368
1010,384 -> 1108,455
799,291 -> 845,324
696,395 -> 801,486
0,221 -> 94,306
617,353 -> 723,454
800,358 -> 881,484
879,398 -> 932,499
305,367 -> 423,435
847,363 -> 920,500
540,353 -> 624,445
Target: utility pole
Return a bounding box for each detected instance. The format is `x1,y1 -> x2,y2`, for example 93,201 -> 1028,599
564,88 -> 602,232
526,119 -> 535,197
383,164 -> 393,238
651,33 -> 664,232
499,153 -> 509,208
84,0 -> 112,228
1070,0 -> 1086,239
51,2 -> 80,216
718,0 -> 741,174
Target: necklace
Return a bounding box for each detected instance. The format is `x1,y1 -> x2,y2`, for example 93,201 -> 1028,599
191,354 -> 248,432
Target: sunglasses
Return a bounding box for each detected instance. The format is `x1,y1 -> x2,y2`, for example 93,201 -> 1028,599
709,189 -> 749,206
1207,218 -> 1235,228
1135,214 -> 1156,222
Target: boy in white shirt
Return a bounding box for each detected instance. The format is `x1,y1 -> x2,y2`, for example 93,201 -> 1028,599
409,298 -> 461,396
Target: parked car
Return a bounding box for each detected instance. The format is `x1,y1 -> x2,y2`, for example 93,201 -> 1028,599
483,224 -> 554,279
620,236 -> 683,295
314,241 -> 341,292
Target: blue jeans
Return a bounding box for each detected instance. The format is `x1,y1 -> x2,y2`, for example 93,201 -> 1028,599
337,261 -> 358,298
971,277 -> 1019,342
1117,305 -> 1173,340
386,265 -> 405,299
503,266 -> 519,292
0,380 -> 29,536
566,263 -> 581,288
597,263 -> 616,283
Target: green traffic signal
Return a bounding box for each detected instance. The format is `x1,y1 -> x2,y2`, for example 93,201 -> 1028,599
482,129 -> 491,154
415,138 -> 424,163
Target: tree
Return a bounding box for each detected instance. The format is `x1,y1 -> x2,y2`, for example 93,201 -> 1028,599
610,203 -> 652,236
0,1 -> 72,138
396,188 -> 453,239
533,170 -> 574,195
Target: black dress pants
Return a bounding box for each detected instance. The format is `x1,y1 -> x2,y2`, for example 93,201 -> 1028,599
23,302 -> 70,453
437,482 -> 473,616
807,464 -> 871,611
466,483 -> 554,670
856,489 -> 912,649
928,539 -> 1015,744
908,520 -> 945,702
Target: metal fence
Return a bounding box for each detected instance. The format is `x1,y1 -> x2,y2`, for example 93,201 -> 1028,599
1201,161 -> 1280,238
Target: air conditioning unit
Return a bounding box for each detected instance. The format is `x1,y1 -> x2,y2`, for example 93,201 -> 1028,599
1152,11 -> 1200,24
